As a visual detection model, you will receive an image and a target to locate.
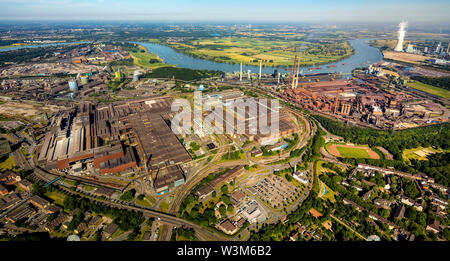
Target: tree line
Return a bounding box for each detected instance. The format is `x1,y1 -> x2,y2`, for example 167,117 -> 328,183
411,76 -> 450,91
313,114 -> 450,160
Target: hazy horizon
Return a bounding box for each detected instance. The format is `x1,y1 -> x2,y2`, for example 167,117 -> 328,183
0,0 -> 449,23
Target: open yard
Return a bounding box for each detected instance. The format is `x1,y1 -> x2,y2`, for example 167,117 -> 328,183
45,191 -> 67,206
326,144 -> 380,159
383,51 -> 429,64
136,195 -> 155,208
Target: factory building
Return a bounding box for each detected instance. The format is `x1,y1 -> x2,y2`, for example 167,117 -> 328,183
154,165 -> 186,195
36,97 -> 192,193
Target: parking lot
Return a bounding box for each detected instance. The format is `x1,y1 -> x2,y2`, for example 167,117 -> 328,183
248,174 -> 299,209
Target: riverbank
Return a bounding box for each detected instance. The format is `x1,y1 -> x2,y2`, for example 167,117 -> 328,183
135,39 -> 383,75
128,44 -> 168,69
150,37 -> 355,68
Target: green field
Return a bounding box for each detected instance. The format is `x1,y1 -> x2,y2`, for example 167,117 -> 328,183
319,182 -> 336,203
167,37 -> 354,67
130,45 -> 168,69
45,191 -> 66,206
402,146 -> 446,162
408,81 -> 450,99
136,195 -> 155,208
0,155 -> 16,171
336,146 -> 371,159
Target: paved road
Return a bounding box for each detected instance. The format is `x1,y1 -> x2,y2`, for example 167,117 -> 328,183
31,168 -> 228,241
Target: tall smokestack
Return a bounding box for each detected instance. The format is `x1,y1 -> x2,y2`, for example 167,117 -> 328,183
291,55 -> 298,89
259,60 -> 262,80
394,21 -> 408,52
240,63 -> 243,82
295,56 -> 300,88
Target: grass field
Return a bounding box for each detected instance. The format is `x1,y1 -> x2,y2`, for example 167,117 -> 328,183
326,143 -> 379,159
167,37 -> 354,67
45,191 -> 66,206
84,185 -> 95,191
337,146 -> 371,158
402,146 -> 447,162
319,181 -> 337,203
407,81 -> 450,99
159,199 -> 170,213
136,195 -> 155,208
0,155 -> 16,171
130,45 -> 168,69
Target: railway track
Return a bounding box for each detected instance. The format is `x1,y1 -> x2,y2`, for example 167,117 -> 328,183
30,167 -> 226,241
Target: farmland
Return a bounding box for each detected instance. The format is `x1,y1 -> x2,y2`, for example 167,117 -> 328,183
165,37 -> 354,67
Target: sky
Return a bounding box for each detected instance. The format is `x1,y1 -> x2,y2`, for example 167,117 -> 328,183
0,0 -> 449,23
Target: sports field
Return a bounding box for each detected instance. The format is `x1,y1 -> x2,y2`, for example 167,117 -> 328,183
326,144 -> 380,159
407,81 -> 450,99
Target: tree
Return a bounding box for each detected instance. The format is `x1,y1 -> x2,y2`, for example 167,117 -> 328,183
380,209 -> 390,219
219,205 -> 227,217
221,194 -> 231,205
220,185 -> 229,195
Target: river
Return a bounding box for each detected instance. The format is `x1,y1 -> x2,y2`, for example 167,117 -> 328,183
0,39 -> 383,77
135,39 -> 383,77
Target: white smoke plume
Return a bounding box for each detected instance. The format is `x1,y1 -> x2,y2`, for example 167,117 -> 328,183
394,21 -> 408,52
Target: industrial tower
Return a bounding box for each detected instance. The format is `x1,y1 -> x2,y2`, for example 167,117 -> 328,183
289,55 -> 301,89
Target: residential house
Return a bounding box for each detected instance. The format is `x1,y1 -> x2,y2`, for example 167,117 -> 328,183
103,223 -> 119,239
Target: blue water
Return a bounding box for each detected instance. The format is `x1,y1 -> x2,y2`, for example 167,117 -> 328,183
135,38 -> 383,76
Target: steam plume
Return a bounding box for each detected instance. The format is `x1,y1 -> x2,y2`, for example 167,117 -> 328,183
394,21 -> 408,52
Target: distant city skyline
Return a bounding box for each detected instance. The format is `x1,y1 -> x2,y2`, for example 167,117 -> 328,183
0,0 -> 449,23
